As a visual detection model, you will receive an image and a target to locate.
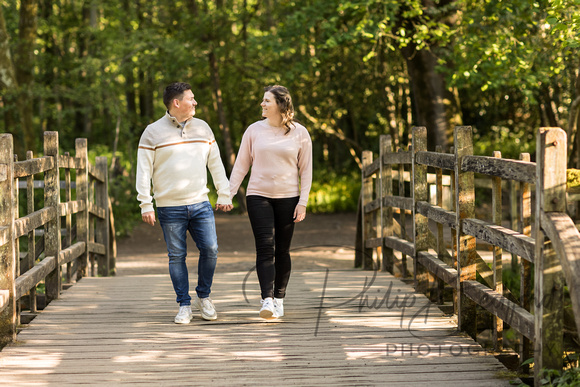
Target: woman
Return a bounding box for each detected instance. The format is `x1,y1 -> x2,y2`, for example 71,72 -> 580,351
229,85 -> 313,320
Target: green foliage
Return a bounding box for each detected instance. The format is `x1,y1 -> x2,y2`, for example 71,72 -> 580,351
308,170 -> 360,213
473,125 -> 536,159
539,366 -> 580,386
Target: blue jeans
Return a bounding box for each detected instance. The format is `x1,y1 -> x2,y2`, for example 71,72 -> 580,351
157,202 -> 218,305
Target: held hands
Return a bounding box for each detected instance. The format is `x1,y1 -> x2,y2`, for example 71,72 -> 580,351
293,204 -> 306,223
215,204 -> 233,212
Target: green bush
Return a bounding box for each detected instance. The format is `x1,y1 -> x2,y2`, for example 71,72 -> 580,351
307,170 -> 360,213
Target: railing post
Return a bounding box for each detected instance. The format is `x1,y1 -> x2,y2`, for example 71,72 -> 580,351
380,135 -> 393,273
398,147 -> 408,278
361,150 -> 374,269
96,157 -> 110,276
44,131 -> 61,302
492,151 -> 503,350
534,127 -> 566,383
519,152 -> 532,373
454,126 -> 477,339
0,134 -> 16,346
435,145 -> 445,304
412,127 -> 429,293
75,138 -> 89,279
25,151 -> 36,313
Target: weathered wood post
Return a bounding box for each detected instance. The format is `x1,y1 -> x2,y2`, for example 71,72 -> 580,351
96,157 -> 110,276
534,127 -> 566,383
519,152 -> 532,372
380,135 -> 394,273
75,139 -> 89,278
25,151 -> 36,312
44,131 -> 61,302
361,150 -> 374,269
0,134 -> 16,346
492,151 -> 503,350
398,148 -> 408,277
454,126 -> 477,339
435,145 -> 445,304
64,152 -> 72,283
412,127 -> 429,292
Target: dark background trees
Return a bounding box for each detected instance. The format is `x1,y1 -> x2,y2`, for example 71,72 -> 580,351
0,0 -> 578,234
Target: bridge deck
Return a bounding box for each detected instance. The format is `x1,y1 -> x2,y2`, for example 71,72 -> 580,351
0,270 -> 517,386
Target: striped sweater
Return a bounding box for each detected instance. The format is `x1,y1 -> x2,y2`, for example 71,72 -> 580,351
136,112 -> 231,214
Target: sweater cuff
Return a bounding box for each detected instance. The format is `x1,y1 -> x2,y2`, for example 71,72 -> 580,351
141,204 -> 154,214
216,194 -> 233,205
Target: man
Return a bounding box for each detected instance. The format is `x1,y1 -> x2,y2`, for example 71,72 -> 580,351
136,82 -> 233,324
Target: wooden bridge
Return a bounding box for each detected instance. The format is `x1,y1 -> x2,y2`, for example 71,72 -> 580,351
0,128 -> 579,385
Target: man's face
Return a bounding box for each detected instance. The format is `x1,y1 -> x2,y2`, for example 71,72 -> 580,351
175,89 -> 197,119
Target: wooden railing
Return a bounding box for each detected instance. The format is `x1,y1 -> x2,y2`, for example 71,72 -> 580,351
0,132 -> 115,347
357,126 -> 580,386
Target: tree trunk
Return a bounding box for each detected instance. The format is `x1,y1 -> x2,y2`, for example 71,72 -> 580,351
401,46 -> 450,151
15,0 -> 38,153
0,6 -> 26,157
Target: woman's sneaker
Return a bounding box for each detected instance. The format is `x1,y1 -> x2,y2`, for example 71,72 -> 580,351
273,298 -> 284,318
174,305 -> 193,324
259,298 -> 276,319
194,296 -> 217,321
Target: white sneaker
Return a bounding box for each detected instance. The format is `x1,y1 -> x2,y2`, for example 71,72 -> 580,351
273,298 -> 284,317
260,298 -> 276,319
174,305 -> 193,324
194,296 -> 217,321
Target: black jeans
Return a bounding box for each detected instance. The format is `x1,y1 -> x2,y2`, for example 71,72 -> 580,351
246,195 -> 299,299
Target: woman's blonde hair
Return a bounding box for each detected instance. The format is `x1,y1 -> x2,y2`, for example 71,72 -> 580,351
264,85 -> 295,135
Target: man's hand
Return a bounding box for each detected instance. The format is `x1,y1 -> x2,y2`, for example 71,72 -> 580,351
142,211 -> 156,226
215,204 -> 233,212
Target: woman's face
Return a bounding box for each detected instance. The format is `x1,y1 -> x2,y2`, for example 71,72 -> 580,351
261,91 -> 281,120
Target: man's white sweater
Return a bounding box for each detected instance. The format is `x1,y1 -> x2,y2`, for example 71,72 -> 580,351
136,112 -> 231,214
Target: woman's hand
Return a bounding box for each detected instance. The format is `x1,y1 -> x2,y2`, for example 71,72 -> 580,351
293,204 -> 306,223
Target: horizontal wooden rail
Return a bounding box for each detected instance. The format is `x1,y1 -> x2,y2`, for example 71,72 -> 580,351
89,241 -> 106,256
59,154 -> 86,169
363,158 -> 381,178
461,155 -> 536,184
416,151 -> 455,170
383,151 -> 412,165
59,242 -> 86,266
59,200 -> 86,216
88,163 -> 106,183
462,218 -> 535,262
417,251 -> 457,288
463,280 -> 534,339
383,196 -> 413,211
89,202 -> 107,219
13,207 -> 56,239
384,236 -> 414,258
13,156 -> 54,178
415,201 -> 456,229
15,255 -> 57,300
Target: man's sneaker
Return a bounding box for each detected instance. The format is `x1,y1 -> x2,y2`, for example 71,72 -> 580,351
194,296 -> 217,321
273,298 -> 284,318
260,298 -> 276,319
174,305 -> 193,324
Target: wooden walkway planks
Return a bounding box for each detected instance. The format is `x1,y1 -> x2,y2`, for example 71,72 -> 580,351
0,270 -> 518,386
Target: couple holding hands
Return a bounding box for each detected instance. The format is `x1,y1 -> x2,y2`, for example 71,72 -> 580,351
136,82 -> 312,324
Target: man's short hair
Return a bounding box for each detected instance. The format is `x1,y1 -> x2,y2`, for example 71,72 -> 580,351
163,82 -> 191,109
